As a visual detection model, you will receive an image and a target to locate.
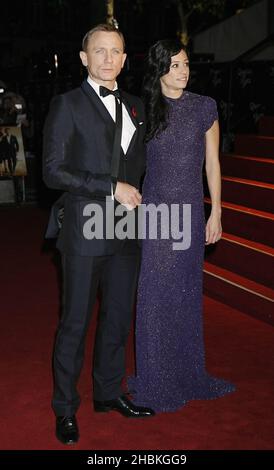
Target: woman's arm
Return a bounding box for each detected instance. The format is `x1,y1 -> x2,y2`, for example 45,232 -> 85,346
205,120 -> 222,245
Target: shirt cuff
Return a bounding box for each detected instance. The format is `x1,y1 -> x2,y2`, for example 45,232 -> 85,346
111,181 -> 117,200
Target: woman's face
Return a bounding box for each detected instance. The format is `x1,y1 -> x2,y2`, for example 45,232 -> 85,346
160,49 -> 189,93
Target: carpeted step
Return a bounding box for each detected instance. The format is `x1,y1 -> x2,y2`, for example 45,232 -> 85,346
204,199 -> 274,247
220,154 -> 274,184
234,134 -> 274,158
205,233 -> 274,289
221,177 -> 274,213
258,116 -> 274,137
204,262 -> 274,326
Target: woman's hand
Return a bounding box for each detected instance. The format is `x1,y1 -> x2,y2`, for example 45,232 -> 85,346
205,212 -> 222,245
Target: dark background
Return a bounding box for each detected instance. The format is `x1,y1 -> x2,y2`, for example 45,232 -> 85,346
0,0 -> 259,84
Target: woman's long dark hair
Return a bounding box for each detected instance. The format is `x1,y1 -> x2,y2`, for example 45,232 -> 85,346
142,39 -> 187,142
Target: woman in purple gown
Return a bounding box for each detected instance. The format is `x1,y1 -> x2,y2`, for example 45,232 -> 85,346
128,40 -> 235,413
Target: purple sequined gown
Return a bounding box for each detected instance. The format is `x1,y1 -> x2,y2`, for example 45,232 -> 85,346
128,92 -> 235,412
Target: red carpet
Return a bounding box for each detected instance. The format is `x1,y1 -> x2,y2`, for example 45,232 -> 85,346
1,206 -> 274,450
235,134 -> 274,158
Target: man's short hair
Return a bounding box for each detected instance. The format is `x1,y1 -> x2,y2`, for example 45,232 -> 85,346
82,24 -> 125,52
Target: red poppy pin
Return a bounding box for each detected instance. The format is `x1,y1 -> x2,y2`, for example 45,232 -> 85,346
131,106 -> 137,118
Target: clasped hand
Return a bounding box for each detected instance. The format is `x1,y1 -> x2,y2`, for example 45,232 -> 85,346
114,182 -> 142,210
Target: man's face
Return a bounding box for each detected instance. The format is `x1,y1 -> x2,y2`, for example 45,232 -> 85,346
79,31 -> 126,87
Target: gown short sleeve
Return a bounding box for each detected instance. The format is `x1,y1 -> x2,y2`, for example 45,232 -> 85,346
203,97 -> 218,133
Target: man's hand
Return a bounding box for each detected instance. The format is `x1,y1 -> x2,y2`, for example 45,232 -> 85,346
114,182 -> 142,210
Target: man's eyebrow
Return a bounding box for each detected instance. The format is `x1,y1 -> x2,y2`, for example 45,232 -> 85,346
92,46 -> 123,49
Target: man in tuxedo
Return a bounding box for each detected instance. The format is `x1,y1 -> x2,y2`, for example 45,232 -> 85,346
3,127 -> 19,174
43,24 -> 154,445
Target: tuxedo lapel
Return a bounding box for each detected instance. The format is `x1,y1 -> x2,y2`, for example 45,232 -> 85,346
80,80 -> 116,155
80,81 -> 139,158
80,80 -> 115,129
121,93 -> 138,128
121,93 -> 138,156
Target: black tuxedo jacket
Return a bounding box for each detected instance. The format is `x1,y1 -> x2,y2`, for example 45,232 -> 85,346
3,134 -> 19,159
43,80 -> 146,256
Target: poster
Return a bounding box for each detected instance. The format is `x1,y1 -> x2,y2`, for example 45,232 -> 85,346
0,126 -> 27,177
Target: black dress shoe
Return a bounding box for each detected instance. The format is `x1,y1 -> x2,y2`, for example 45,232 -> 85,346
94,395 -> 155,418
56,415 -> 79,445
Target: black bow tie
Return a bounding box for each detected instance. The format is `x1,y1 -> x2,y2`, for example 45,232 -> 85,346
99,86 -> 121,99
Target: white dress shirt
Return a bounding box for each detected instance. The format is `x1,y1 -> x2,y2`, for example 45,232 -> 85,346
87,76 -> 136,155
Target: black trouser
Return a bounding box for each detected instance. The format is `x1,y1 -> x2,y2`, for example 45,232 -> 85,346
52,242 -> 140,417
